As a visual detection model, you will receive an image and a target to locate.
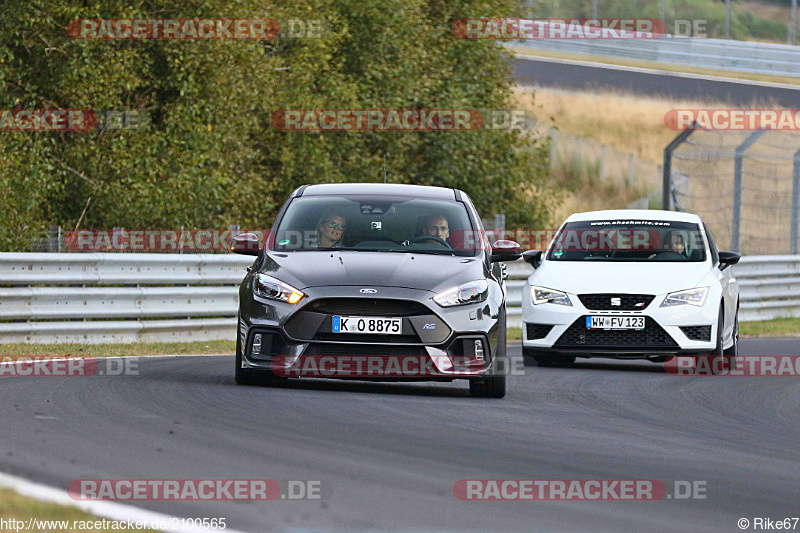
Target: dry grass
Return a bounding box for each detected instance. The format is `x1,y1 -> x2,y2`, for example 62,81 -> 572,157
514,86 -> 732,163
513,86 -> 800,232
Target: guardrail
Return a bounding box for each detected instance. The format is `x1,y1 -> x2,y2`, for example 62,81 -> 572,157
512,36 -> 800,78
0,253 -> 797,343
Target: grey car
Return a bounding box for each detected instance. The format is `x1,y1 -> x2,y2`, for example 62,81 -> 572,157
230,183 -> 521,397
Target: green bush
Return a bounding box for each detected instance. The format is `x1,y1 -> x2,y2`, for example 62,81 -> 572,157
0,0 -> 552,251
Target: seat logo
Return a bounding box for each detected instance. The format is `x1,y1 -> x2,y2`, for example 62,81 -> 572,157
610,297 -> 622,306
359,288 -> 378,294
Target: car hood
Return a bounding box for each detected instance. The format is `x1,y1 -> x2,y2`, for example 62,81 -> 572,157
533,261 -> 713,295
261,251 -> 485,292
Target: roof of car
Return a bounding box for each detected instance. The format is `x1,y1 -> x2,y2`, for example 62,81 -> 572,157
563,209 -> 703,224
299,183 -> 456,199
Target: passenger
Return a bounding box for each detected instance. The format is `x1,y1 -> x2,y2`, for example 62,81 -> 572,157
312,212 -> 346,248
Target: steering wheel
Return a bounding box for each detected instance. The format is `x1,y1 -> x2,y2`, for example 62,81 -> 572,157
409,236 -> 452,249
654,251 -> 685,260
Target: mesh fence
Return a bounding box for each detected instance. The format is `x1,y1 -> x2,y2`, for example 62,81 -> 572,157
671,130 -> 800,255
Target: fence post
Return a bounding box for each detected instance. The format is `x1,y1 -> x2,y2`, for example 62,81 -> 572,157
662,124 -> 697,210
792,147 -> 800,255
731,130 -> 767,253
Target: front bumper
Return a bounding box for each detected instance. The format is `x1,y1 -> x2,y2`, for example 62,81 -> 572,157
238,285 -> 505,380
521,289 -> 718,357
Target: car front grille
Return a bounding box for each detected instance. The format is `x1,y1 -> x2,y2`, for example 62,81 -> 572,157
578,293 -> 655,311
554,316 -> 678,349
303,343 -> 425,356
305,298 -> 429,316
680,325 -> 712,342
526,323 -> 554,340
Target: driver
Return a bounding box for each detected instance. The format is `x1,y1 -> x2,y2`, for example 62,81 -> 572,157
649,230 -> 686,259
421,214 -> 450,243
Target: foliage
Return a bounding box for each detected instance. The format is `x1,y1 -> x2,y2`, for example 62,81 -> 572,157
0,0 -> 552,251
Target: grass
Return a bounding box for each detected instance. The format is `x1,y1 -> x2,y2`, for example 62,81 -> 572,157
507,45 -> 800,87
0,340 -> 234,358
0,319 -> 794,360
739,316 -> 800,337
0,488 -> 157,532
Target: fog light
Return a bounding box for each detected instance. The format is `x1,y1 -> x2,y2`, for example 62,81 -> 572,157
252,333 -> 262,355
474,340 -> 484,361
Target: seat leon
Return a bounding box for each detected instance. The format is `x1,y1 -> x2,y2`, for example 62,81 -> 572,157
231,183 -> 521,397
520,209 -> 740,369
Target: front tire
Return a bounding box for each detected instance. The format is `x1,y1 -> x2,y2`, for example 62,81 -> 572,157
469,374 -> 506,398
723,306 -> 739,370
704,304 -> 730,375
523,348 -> 575,367
471,312 -> 507,398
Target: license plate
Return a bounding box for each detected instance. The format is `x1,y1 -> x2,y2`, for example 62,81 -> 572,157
586,316 -> 645,330
332,316 -> 402,335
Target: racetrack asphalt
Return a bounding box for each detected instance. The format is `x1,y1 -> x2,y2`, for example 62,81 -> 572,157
1,338 -> 799,532
512,56 -> 800,107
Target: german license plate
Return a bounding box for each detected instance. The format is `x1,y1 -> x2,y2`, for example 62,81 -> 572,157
332,316 -> 402,335
586,316 -> 645,330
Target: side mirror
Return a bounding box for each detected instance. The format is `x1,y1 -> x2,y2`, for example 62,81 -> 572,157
718,251 -> 741,270
490,240 -> 521,262
230,233 -> 262,256
522,250 -> 543,269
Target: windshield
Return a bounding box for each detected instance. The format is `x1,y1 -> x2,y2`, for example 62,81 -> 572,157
269,195 -> 478,256
546,219 -> 707,262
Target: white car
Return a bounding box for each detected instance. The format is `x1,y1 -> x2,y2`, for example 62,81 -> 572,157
521,209 -> 740,368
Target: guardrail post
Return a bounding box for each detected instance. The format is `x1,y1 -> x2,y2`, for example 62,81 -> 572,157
662,124 -> 698,210
732,129 -> 767,252
792,147 -> 800,254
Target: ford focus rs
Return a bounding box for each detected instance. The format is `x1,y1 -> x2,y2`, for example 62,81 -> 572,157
231,183 -> 521,397
521,210 -> 740,368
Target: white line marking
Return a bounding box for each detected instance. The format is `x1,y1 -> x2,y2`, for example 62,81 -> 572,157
0,471 -> 249,533
513,52 -> 800,90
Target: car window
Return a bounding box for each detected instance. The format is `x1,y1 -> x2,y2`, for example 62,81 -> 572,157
546,219 -> 707,262
269,194 -> 478,256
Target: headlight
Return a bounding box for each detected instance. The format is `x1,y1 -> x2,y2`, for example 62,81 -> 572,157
433,280 -> 489,307
531,286 -> 572,306
253,274 -> 305,304
660,287 -> 708,307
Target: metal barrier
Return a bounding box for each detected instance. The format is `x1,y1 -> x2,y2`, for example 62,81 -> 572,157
512,36 -> 800,77
0,253 -> 797,343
